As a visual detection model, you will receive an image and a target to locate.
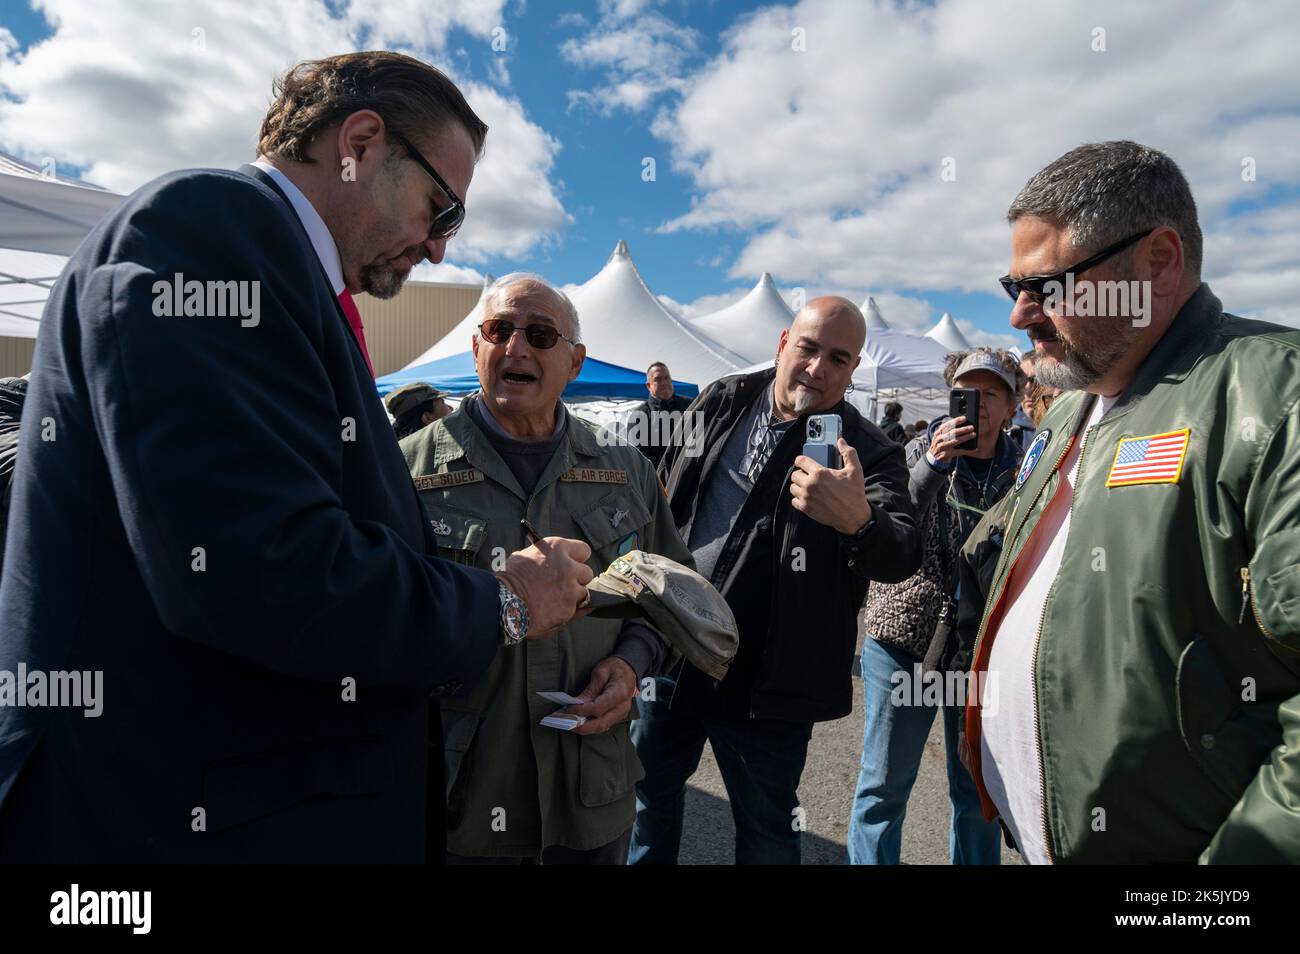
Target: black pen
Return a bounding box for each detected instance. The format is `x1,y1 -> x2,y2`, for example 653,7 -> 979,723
520,517 -> 543,546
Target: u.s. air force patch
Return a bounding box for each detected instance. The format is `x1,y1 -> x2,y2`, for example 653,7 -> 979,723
1015,429 -> 1051,490
559,468 -> 627,484
1106,428 -> 1190,487
413,469 -> 484,491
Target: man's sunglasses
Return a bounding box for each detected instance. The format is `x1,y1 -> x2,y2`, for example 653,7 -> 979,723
478,319 -> 578,350
387,130 -> 467,241
998,229 -> 1153,303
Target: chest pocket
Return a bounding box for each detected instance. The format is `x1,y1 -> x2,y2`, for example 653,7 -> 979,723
572,486 -> 653,565
425,503 -> 489,568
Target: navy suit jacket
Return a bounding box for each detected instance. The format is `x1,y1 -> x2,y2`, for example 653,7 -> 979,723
0,165 -> 500,862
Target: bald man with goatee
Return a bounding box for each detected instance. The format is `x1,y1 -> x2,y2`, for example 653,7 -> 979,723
630,297 -> 921,865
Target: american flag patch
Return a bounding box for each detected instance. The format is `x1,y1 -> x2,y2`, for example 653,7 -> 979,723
1106,428 -> 1190,487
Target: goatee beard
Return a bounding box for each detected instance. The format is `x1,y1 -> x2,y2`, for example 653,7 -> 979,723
1033,317 -> 1136,391
792,389 -> 820,414
360,262 -> 408,300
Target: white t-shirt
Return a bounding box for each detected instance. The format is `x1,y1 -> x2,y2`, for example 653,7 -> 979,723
980,393 -> 1114,864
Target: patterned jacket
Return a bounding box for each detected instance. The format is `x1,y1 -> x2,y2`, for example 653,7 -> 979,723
864,423 -> 1022,660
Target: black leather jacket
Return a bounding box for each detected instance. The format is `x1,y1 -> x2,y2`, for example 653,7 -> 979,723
658,369 -> 920,723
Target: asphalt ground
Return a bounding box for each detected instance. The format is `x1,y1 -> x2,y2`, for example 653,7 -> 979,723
672,621 -> 1025,865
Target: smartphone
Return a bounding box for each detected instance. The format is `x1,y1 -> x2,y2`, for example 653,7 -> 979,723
803,413 -> 842,468
949,388 -> 980,452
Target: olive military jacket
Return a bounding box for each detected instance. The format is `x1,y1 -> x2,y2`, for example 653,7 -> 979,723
400,395 -> 694,857
964,285 -> 1300,863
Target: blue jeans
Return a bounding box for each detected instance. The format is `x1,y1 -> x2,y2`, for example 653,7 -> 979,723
847,638 -> 1001,865
628,679 -> 813,865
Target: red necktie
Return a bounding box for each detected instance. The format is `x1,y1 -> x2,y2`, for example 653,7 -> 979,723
337,289 -> 375,379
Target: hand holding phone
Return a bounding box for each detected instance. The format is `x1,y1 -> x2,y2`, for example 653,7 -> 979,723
802,413 -> 842,469
948,388 -> 981,453
927,418 -> 977,466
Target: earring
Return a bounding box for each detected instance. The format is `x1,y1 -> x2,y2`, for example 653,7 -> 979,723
845,382 -> 855,394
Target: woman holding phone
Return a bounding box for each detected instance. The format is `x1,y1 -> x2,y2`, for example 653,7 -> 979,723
849,347 -> 1024,865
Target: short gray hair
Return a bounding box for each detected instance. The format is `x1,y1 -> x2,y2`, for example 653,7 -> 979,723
1007,140 -> 1202,277
483,272 -> 582,343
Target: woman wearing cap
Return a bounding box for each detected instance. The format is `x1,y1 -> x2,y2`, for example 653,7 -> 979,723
849,347 -> 1024,865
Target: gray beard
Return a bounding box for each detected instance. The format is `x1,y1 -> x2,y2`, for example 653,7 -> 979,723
792,388 -> 820,414
1034,350 -> 1098,391
1034,319 -> 1137,392
360,262 -> 408,300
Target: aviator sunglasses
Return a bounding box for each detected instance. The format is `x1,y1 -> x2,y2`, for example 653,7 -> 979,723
478,318 -> 579,350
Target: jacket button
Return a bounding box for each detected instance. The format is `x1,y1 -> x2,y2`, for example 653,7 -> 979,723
1200,733 -> 1215,749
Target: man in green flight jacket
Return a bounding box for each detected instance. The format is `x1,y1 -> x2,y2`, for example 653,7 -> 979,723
965,140 -> 1300,864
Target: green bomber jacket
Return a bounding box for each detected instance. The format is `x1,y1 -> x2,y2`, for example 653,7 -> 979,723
964,284 -> 1300,863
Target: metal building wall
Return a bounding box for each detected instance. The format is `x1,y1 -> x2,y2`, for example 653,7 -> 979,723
355,281 -> 482,376
0,337 -> 35,378
0,281 -> 480,379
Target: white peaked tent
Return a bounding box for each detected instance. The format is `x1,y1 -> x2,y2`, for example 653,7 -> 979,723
401,274 -> 494,369
0,151 -> 123,338
566,240 -> 747,386
860,295 -> 890,331
740,328 -> 950,421
687,272 -> 793,365
925,312 -> 972,351
861,329 -> 951,392
862,323 -> 953,426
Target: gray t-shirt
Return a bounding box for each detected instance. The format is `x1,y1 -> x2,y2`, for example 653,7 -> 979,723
468,397 -> 566,497
469,396 -> 663,679
688,384 -> 795,584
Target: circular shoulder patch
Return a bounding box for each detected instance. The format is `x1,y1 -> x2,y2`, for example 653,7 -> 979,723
1015,429 -> 1052,490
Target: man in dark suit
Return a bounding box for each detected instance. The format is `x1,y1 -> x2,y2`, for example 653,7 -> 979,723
0,51 -> 592,863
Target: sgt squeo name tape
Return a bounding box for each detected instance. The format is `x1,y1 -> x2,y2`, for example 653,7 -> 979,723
413,468 -> 627,489
412,469 -> 484,491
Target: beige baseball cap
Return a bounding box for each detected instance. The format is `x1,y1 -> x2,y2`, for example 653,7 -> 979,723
585,551 -> 738,681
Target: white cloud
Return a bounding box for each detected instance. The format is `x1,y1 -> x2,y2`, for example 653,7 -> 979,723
857,292 -> 934,335
655,293 -> 686,318
954,318 -> 1024,352
560,1 -> 700,115
665,288 -> 745,319
649,0 -> 1300,322
341,0 -> 505,50
448,81 -> 566,263
0,0 -> 564,265
409,261 -> 485,284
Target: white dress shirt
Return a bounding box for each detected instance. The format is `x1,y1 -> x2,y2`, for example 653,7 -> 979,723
251,158 -> 345,295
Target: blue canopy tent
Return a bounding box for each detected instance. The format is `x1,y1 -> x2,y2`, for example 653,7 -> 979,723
376,351 -> 698,401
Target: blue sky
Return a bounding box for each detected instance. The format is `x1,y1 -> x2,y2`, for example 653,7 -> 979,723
3,0 -> 1299,348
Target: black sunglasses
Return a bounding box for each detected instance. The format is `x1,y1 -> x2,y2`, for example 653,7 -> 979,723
387,129 -> 467,241
478,318 -> 578,350
998,229 -> 1153,303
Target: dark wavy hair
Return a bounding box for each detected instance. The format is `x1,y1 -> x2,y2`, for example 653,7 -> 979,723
258,51 -> 487,162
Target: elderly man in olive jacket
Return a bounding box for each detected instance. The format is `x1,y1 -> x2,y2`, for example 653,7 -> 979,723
401,274 -> 694,863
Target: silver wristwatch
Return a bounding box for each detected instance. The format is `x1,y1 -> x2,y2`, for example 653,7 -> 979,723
498,580 -> 529,646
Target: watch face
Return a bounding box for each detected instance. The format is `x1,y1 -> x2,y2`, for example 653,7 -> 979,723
504,600 -> 525,638
500,590 -> 528,642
